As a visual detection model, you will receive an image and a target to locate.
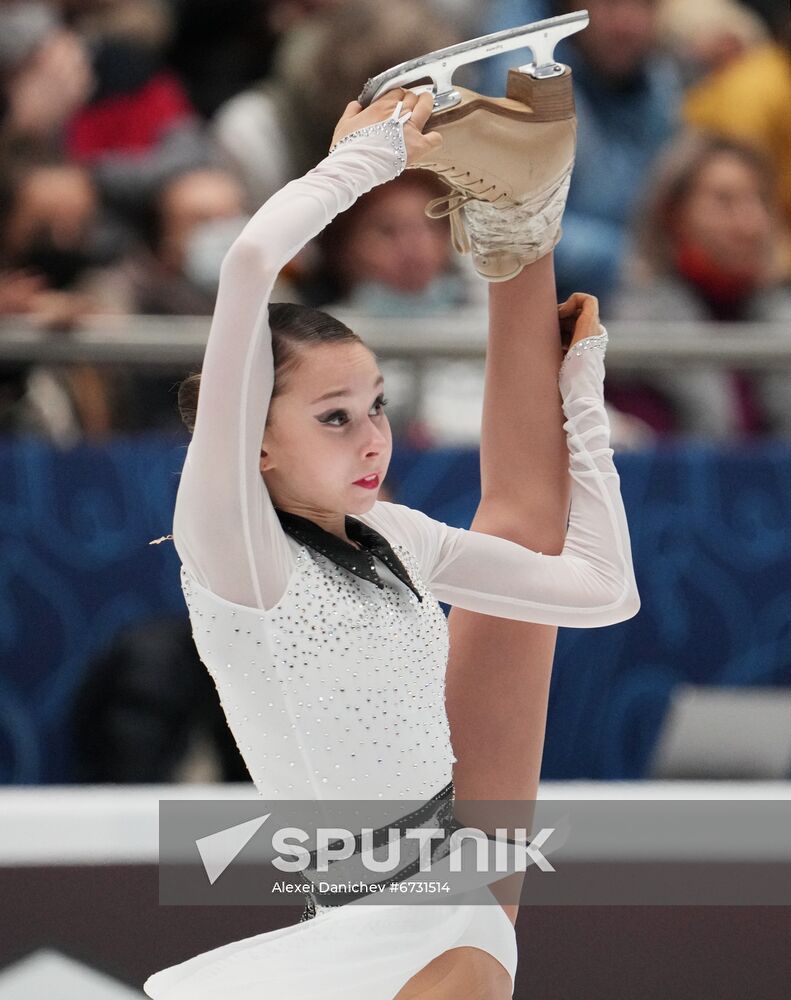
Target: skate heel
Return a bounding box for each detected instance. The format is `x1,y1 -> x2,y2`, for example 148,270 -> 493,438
505,66 -> 575,122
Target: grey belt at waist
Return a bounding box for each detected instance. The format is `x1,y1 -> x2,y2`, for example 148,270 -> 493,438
298,779 -> 458,921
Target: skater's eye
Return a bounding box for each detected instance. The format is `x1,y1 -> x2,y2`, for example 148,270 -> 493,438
318,394 -> 389,427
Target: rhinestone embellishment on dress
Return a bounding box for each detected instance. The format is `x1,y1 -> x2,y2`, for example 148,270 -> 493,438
178,538 -> 455,805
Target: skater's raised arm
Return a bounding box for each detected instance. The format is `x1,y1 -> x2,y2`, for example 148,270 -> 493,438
366,324 -> 640,629
172,94 -> 441,610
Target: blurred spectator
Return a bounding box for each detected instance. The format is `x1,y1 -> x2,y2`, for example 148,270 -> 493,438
316,170 -> 467,314
0,0 -> 213,215
63,32 -> 211,215
165,0 -> 280,119
0,2 -> 94,162
0,158 -> 136,439
682,11 -> 791,279
126,166 -> 249,315
93,167 -> 252,433
1,160 -> 129,307
658,0 -> 769,84
474,0 -> 682,311
610,130 -> 791,440
210,0 -> 458,207
0,163 -> 124,306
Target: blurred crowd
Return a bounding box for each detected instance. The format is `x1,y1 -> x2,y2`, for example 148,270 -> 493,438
1,0 -> 790,446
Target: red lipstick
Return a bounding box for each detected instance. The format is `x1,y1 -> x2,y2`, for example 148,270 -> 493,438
353,473 -> 380,489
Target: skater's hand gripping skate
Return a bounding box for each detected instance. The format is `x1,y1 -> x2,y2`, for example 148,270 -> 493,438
330,90 -> 443,169
558,292 -> 605,354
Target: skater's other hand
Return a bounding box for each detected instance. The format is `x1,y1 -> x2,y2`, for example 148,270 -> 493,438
331,90 -> 443,168
558,292 -> 604,353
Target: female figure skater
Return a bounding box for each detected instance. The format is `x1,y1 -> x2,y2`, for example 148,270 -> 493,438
143,86 -> 639,1000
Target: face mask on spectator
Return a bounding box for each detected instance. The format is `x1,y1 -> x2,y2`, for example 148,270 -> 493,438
14,232 -> 95,290
182,215 -> 251,295
347,273 -> 464,317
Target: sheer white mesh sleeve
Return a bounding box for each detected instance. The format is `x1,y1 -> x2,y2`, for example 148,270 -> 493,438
171,113 -> 409,610
361,332 -> 641,629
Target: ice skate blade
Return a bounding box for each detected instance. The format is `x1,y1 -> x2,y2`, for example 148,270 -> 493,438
358,10 -> 589,112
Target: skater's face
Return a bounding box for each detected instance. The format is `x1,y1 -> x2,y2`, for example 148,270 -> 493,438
260,341 -> 392,523
672,152 -> 773,280
570,0 -> 659,79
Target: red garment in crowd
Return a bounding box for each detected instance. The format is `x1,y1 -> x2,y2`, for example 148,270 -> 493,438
604,381 -> 676,434
729,371 -> 765,436
675,238 -> 766,436
65,73 -> 193,161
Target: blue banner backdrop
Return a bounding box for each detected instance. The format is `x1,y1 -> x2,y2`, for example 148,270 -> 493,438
2,433 -> 790,784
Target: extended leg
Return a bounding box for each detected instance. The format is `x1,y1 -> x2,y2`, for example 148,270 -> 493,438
393,946 -> 512,1000
446,251 -> 570,925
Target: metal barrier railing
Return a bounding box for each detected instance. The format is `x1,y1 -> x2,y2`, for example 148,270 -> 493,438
1,313 -> 790,370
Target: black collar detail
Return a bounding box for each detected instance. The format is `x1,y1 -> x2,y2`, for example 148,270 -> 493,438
274,508 -> 423,603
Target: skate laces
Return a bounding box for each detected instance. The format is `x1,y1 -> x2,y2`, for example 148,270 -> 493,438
425,174 -> 511,255
424,167 -> 509,215
425,190 -> 477,253
423,162 -> 572,259
463,166 -> 573,258
425,184 -> 506,253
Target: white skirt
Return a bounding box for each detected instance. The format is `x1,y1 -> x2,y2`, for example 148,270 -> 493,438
142,891 -> 517,999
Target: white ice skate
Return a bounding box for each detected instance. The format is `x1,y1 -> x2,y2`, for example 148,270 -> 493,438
358,11 -> 590,280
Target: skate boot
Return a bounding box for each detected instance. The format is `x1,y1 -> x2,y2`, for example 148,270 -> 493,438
358,12 -> 589,281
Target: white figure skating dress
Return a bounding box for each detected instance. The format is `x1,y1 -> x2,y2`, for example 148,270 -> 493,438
143,106 -> 640,1000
